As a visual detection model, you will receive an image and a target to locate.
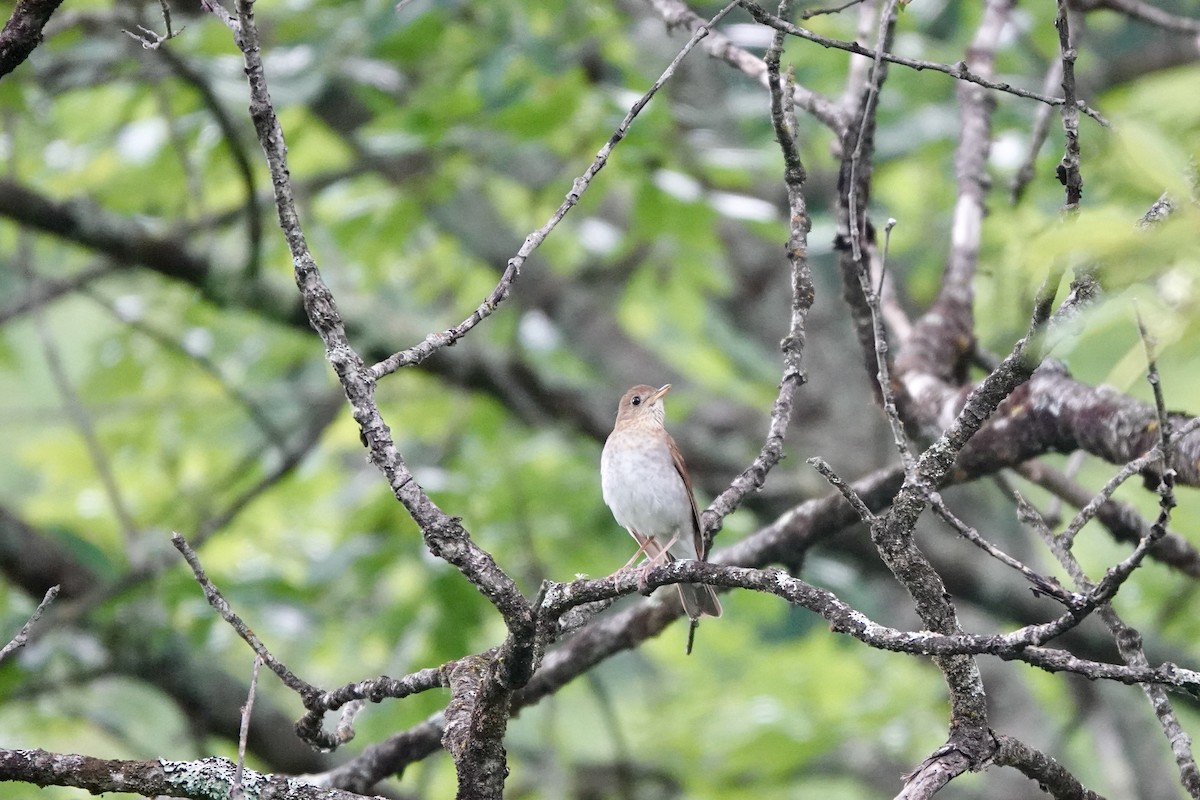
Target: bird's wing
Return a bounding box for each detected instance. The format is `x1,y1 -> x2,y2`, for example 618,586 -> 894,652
669,433 -> 707,561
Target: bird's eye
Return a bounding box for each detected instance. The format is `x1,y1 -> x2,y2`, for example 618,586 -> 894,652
631,396 -> 642,406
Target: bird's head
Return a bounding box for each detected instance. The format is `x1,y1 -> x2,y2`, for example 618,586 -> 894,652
614,384 -> 670,427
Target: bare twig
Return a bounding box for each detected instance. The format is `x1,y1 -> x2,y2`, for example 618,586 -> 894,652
1134,313 -> 1200,797
1076,0 -> 1200,34
1010,59 -> 1064,203
230,656 -> 262,800
843,0 -> 896,265
860,217 -> 915,473
832,0 -> 896,396
293,668 -> 446,750
1019,491 -> 1200,796
0,263 -> 114,325
122,0 -> 182,49
1058,448 -> 1161,547
807,457 -> 876,523
1055,417 -> 1200,548
1054,0 -> 1084,210
204,0 -> 531,628
927,492 -> 1079,606
1014,460 -> 1200,577
1014,321 -> 1200,796
371,2 -> 739,378
704,0 -> 814,544
800,0 -> 866,18
171,532 -> 320,702
0,585 -> 59,663
739,0 -> 1110,125
642,0 -> 847,131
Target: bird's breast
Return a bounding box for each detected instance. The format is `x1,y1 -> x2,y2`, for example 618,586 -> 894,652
600,429 -> 691,537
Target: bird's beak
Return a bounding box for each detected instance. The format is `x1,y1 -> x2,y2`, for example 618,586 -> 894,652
648,384 -> 671,404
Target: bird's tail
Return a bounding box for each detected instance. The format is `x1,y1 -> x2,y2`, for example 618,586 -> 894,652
640,537 -> 722,620
677,581 -> 722,619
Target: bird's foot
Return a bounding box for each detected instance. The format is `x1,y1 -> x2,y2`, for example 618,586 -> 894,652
636,563 -> 653,595
635,551 -> 670,595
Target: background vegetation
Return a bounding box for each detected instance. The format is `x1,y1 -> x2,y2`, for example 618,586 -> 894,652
1,0 -> 1200,798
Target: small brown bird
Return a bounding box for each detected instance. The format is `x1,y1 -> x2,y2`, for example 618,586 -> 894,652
600,384 -> 722,620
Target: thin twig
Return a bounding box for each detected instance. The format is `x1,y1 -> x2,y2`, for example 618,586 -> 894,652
843,0 -> 897,266
1010,59 -> 1063,203
927,492 -> 1079,606
171,532 -> 320,702
1018,492 -> 1200,796
204,0 -> 532,628
861,217 -> 915,473
122,0 -> 183,49
643,0 -> 847,131
0,263 -> 114,325
704,0 -> 814,543
0,586 -> 59,663
1076,0 -> 1200,34
371,2 -> 740,378
1135,311 -> 1200,797
1059,448 -> 1160,547
1054,0 -> 1084,210
230,656 -> 261,800
739,0 -> 1110,125
807,457 -> 876,523
1014,461 -> 1200,577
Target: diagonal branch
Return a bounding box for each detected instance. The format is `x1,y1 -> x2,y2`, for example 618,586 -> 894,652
992,734 -> 1105,799
703,0 -> 814,544
371,2 -> 740,379
1076,0 -> 1200,35
895,0 -> 1012,391
172,532 -> 321,703
210,0 -> 529,627
0,0 -> 65,79
643,0 -> 847,131
0,585 -> 58,663
739,0 -> 1110,124
0,748 -> 364,800
1054,0 -> 1084,210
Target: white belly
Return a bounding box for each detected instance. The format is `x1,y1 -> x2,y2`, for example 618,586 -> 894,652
601,430 -> 692,544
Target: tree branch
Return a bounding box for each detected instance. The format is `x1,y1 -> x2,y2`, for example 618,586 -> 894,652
0,749 -> 366,800
0,0 -> 64,79
739,0 -> 1110,124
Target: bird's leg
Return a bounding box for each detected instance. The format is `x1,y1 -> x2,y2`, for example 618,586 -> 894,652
621,530 -> 653,571
636,534 -> 678,593
656,532 -> 679,561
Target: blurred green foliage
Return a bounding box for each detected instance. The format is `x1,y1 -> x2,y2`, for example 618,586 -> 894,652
1,0 -> 1199,797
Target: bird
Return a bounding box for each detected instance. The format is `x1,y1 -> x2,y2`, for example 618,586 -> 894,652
600,384 -> 722,620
